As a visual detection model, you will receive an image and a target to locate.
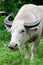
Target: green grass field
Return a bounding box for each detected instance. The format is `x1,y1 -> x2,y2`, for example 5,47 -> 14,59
0,31 -> 43,65
0,16 -> 43,65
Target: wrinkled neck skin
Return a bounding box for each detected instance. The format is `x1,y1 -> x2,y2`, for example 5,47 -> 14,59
21,27 -> 39,45
22,31 -> 38,44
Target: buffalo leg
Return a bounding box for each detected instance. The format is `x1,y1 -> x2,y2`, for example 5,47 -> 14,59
31,36 -> 40,61
24,43 -> 29,59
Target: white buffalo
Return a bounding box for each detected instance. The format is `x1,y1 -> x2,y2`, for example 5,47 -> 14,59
4,4 -> 43,61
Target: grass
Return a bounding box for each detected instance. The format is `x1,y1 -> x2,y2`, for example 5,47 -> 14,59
0,31 -> 43,65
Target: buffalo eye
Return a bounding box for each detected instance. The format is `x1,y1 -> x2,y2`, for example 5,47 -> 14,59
20,30 -> 25,33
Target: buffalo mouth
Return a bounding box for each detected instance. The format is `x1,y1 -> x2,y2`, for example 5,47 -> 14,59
9,46 -> 19,51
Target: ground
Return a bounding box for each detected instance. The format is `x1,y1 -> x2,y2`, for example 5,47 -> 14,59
0,35 -> 43,65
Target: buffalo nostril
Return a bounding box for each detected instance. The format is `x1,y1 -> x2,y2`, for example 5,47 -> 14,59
9,46 -> 13,49
15,44 -> 18,47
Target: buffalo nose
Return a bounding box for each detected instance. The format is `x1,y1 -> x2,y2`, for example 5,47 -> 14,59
9,46 -> 13,50
9,43 -> 18,50
15,44 -> 18,47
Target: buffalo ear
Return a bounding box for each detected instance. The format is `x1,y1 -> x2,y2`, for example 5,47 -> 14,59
5,24 -> 12,32
5,24 -> 12,28
4,13 -> 14,32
